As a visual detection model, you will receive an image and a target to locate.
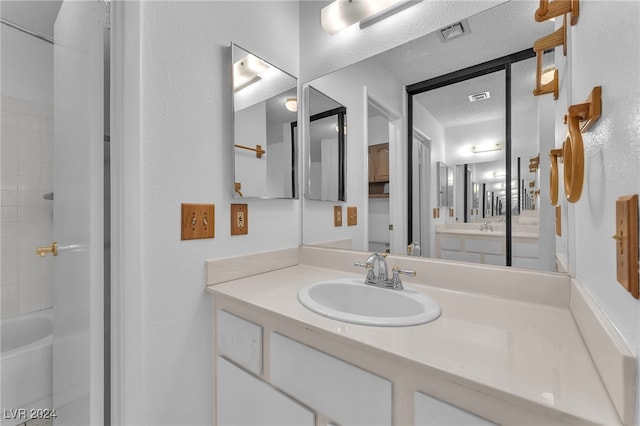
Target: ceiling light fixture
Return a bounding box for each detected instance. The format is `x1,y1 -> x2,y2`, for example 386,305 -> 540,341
468,91 -> 491,102
321,0 -> 422,35
233,54 -> 270,92
493,171 -> 506,178
285,97 -> 298,112
472,142 -> 503,154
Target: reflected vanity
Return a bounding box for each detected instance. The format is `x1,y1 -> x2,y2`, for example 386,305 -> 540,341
231,43 -> 298,199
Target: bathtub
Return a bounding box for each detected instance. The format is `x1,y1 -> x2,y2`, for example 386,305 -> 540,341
1,309 -> 52,426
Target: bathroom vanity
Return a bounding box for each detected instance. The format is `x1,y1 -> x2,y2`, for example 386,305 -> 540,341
206,246 -> 634,425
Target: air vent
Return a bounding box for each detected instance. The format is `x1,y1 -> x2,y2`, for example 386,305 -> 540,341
437,19 -> 470,42
468,91 -> 491,102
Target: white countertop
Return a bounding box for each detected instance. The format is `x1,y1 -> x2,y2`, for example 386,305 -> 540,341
208,262 -> 620,425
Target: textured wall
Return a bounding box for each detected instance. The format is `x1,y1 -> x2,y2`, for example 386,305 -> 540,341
556,1 -> 640,421
129,2 -> 300,424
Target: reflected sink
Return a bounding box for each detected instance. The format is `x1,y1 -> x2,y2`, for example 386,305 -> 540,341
297,278 -> 441,326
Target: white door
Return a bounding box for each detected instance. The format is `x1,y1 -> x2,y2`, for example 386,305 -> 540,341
53,1 -> 105,424
417,137 -> 431,257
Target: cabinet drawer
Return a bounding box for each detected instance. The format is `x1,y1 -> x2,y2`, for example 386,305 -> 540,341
415,391 -> 496,425
270,332 -> 392,426
217,357 -> 314,426
216,310 -> 262,375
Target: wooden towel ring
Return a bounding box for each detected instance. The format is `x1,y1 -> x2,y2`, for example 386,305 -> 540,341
563,112 -> 585,203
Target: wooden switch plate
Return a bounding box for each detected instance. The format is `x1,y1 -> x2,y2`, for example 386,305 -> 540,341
615,194 -> 638,299
347,207 -> 357,226
231,204 -> 248,235
334,206 -> 342,227
181,203 -> 214,240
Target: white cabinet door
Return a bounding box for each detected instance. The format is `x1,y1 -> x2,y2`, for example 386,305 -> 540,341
217,357 -> 314,426
217,310 -> 262,375
270,332 -> 392,426
415,392 -> 496,426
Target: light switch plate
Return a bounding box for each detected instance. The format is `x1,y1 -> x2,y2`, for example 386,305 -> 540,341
347,207 -> 357,226
231,204 -> 248,235
615,194 -> 638,298
181,203 -> 215,240
334,206 -> 342,227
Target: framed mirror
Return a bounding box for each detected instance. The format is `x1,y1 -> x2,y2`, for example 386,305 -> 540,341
300,1 -> 558,272
231,43 -> 298,199
307,86 -> 347,202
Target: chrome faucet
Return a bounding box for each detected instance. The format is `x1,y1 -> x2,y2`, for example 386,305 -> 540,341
480,222 -> 494,232
354,253 -> 416,290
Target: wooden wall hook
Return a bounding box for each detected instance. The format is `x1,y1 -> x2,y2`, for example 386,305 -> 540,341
563,86 -> 602,132
535,0 -> 579,26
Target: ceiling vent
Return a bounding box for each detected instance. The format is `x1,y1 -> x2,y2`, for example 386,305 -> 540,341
468,91 -> 491,102
437,19 -> 470,42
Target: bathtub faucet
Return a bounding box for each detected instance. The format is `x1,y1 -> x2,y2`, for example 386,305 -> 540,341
354,253 -> 415,290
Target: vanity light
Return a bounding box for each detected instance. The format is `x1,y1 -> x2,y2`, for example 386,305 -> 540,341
285,97 -> 298,112
233,54 -> 270,92
493,171 -> 506,178
321,0 -> 422,35
471,142 -> 503,153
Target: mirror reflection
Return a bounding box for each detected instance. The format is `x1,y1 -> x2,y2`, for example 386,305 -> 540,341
307,87 -> 347,202
301,1 -> 557,272
231,44 -> 298,199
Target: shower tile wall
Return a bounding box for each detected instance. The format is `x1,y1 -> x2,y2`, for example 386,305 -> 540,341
1,95 -> 54,319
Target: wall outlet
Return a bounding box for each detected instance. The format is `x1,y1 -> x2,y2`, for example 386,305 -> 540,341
181,203 -> 215,240
347,206 -> 357,226
334,206 -> 342,227
231,204 -> 248,235
614,194 -> 638,298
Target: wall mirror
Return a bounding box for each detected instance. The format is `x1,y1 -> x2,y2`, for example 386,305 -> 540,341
231,43 -> 298,199
307,86 -> 347,201
301,1 -> 559,272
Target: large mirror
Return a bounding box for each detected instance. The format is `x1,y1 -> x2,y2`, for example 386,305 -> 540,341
231,43 -> 298,199
307,87 -> 347,201
301,1 -> 559,272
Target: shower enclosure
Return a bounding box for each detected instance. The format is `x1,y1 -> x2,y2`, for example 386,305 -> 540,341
1,1 -> 108,424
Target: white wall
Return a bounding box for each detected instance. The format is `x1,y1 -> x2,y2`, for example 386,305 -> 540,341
557,2 -> 639,422
118,2 -> 299,425
1,26 -> 54,318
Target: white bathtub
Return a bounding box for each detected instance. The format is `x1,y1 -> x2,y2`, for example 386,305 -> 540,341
1,309 -> 53,426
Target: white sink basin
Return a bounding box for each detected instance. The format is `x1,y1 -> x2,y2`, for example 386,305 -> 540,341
297,278 -> 441,326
